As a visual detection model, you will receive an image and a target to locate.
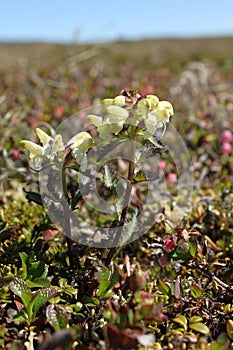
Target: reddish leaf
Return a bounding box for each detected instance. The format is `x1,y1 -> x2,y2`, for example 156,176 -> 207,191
104,324 -> 138,350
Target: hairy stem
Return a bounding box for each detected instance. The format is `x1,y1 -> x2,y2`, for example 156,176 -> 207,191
105,127 -> 136,266
62,166 -> 74,268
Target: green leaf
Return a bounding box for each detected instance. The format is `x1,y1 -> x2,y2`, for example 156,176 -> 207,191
188,238 -> 197,258
8,278 -> 32,308
31,288 -> 58,316
13,313 -> 27,324
189,322 -> 210,335
157,278 -> 170,295
97,269 -> 118,298
189,315 -> 203,323
173,315 -> 187,330
27,278 -> 50,288
216,332 -> 229,344
74,302 -> 83,312
19,252 -> 28,280
19,252 -> 48,280
131,170 -> 147,184
29,261 -> 48,279
128,308 -> 134,326
210,343 -> 226,350
172,245 -> 192,262
191,284 -> 202,298
131,169 -> 157,184
46,304 -> 69,331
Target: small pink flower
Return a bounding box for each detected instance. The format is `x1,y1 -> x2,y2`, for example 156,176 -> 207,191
163,239 -> 176,253
220,130 -> 233,144
158,161 -> 166,170
42,229 -> 58,240
29,119 -> 37,127
79,110 -> 87,119
54,105 -> 64,118
146,86 -> 154,94
11,149 -> 21,158
83,99 -> 91,108
140,291 -> 152,299
221,142 -> 232,154
167,173 -> 177,183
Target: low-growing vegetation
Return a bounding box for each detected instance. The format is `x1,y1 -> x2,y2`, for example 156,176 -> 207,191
0,38 -> 233,349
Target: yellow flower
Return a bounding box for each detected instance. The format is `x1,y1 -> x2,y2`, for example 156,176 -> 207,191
86,105 -> 129,139
20,128 -> 65,169
20,140 -> 44,157
20,128 -> 93,170
35,127 -> 52,146
145,101 -> 174,134
67,132 -> 93,152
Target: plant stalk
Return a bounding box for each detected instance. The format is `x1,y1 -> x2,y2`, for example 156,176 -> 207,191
62,166 -> 74,268
105,128 -> 136,265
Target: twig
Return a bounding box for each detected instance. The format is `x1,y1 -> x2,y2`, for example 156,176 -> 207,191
195,264 -> 233,291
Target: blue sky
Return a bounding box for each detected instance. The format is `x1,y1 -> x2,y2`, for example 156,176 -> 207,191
1,0 -> 233,43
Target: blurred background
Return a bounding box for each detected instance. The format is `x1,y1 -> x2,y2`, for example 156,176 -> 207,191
1,0 -> 233,43
1,0 -> 233,192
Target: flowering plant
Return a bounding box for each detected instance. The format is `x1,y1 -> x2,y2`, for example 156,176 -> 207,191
20,90 -> 174,265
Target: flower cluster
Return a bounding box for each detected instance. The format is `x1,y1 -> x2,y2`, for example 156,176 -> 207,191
20,128 -> 93,170
86,90 -> 174,140
20,91 -> 174,173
